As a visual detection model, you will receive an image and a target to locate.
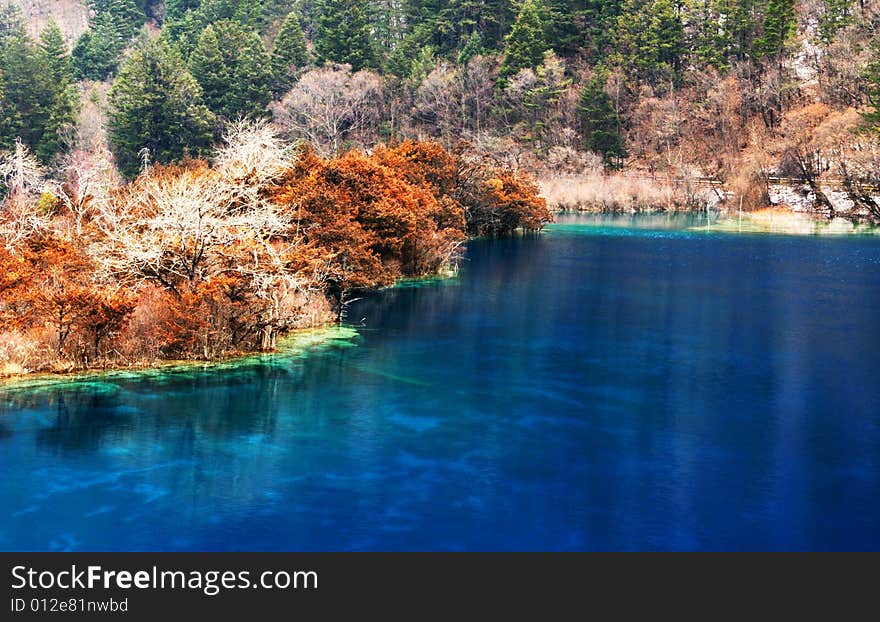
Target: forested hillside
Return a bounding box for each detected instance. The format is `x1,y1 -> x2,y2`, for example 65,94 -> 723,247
3,1 -> 880,213
2,0 -> 880,372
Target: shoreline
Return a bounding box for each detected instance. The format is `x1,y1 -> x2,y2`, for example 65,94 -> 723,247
0,267 -> 464,388
0,325 -> 360,392
5,209 -> 878,388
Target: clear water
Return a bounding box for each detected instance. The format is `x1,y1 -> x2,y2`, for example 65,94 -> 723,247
2,214 -> 879,551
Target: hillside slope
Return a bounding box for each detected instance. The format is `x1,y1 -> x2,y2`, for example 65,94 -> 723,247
13,0 -> 88,43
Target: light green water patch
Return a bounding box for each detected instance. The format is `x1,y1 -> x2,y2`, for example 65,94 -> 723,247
549,211 -> 880,238
0,325 -> 360,397
545,222 -> 706,239
704,212 -> 880,236
391,270 -> 460,290
350,363 -> 432,387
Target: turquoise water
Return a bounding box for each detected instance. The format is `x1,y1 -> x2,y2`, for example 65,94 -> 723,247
1,214 -> 879,551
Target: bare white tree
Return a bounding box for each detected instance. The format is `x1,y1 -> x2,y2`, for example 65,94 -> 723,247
0,140 -> 50,249
271,64 -> 383,155
48,147 -> 121,236
0,139 -> 45,202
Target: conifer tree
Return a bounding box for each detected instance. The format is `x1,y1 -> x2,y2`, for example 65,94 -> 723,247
457,30 -> 483,65
648,0 -> 685,75
189,21 -> 273,120
817,0 -> 852,45
39,21 -> 72,81
862,41 -> 880,133
72,24 -> 120,80
0,24 -> 77,161
314,0 -> 378,71
39,21 -> 79,160
271,10 -> 309,94
577,70 -> 626,168
499,0 -> 550,81
541,0 -> 581,57
72,0 -> 146,80
755,0 -> 796,58
107,37 -> 215,177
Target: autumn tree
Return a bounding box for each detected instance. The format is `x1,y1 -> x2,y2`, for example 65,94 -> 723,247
774,103 -> 834,212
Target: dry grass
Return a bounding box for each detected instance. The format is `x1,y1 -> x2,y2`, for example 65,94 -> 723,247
539,173 -> 713,212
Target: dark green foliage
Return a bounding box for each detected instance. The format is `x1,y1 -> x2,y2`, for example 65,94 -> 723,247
0,1 -> 24,45
314,0 -> 378,70
540,0 -> 582,57
107,37 -> 215,177
39,22 -> 80,159
0,15 -> 78,161
499,0 -> 550,81
581,0 -> 622,59
89,0 -> 145,40
164,0 -> 270,58
755,0 -> 796,59
72,22 -> 121,80
40,21 -> 73,83
457,30 -> 484,66
271,10 -> 310,94
72,0 -> 146,80
817,0 -> 853,45
615,0 -> 685,85
577,70 -> 626,167
385,31 -> 423,78
189,20 -> 273,120
404,0 -> 515,54
164,0 -> 202,23
863,41 -> 880,132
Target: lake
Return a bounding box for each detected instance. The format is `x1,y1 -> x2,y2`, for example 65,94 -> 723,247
1,213 -> 879,551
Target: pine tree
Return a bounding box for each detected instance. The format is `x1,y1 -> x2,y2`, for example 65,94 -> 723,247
314,0 -> 378,70
648,0 -> 685,75
271,10 -> 309,94
582,0 -> 623,59
72,0 -> 146,79
755,0 -> 796,58
457,30 -> 483,65
541,0 -> 581,57
0,1 -> 25,46
189,20 -> 273,120
107,37 -> 215,177
40,21 -> 73,83
88,0 -> 145,41
863,41 -> 880,133
72,24 -> 120,80
164,0 -> 201,23
817,0 -> 853,45
577,70 -> 627,168
39,21 -> 80,160
499,0 -> 550,81
0,28 -> 77,161
164,0 -> 267,58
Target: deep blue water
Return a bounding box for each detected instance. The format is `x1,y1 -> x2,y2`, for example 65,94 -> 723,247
1,214 -> 879,551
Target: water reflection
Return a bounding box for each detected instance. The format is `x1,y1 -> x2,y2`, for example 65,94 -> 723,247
1,215 -> 879,550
